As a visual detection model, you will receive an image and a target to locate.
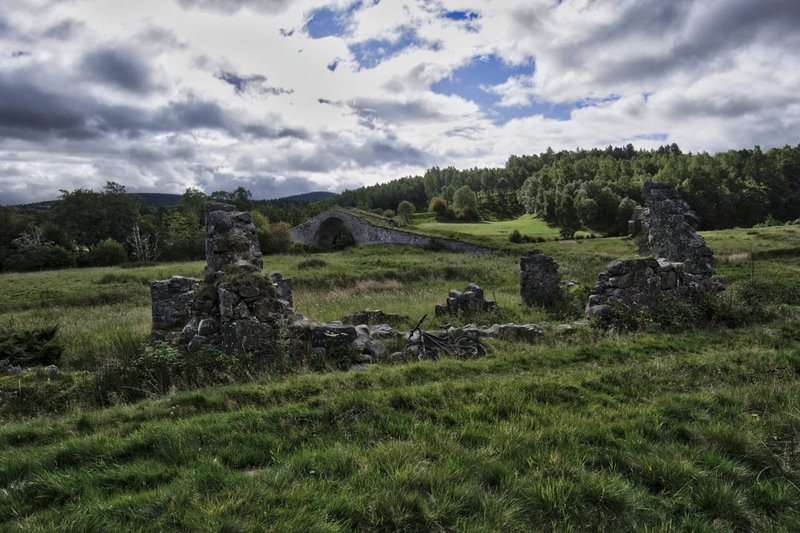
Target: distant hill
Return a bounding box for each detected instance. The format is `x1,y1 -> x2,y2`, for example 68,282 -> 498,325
135,193 -> 183,207
268,191 -> 335,203
15,190 -> 336,210
15,200 -> 55,211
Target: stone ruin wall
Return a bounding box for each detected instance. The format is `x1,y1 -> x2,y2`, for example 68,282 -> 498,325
587,181 -> 717,320
629,181 -> 714,277
585,258 -> 710,320
150,203 -> 293,360
434,283 -> 497,317
519,249 -> 561,306
150,203 -> 400,366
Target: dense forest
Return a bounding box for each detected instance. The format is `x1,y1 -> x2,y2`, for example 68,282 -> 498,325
1,143 -> 798,271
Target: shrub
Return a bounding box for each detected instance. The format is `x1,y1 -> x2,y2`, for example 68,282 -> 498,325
429,197 -> 448,217
458,205 -> 480,221
5,245 -> 75,271
288,241 -> 306,255
444,206 -> 459,221
133,342 -> 187,394
159,235 -> 204,261
0,325 -> 63,366
509,230 -> 522,243
383,209 -> 395,218
297,258 -> 328,269
258,222 -> 292,255
397,200 -> 416,223
79,238 -> 128,267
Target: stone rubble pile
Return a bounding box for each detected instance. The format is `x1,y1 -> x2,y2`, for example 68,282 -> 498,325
434,283 -> 497,317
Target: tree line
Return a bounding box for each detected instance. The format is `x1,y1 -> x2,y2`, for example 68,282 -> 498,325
516,144 -> 800,237
2,143 -> 798,271
0,185 -> 298,272
260,143 -> 800,234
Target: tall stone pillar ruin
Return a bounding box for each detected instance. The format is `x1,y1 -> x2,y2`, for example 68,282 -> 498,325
150,203 -> 294,360
629,181 -> 714,277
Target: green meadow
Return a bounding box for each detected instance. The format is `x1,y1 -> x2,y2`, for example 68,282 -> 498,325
1,224 -> 800,531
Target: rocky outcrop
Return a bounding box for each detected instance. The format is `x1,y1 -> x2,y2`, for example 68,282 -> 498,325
629,181 -> 714,278
585,258 -> 711,321
520,249 -> 561,306
434,283 -> 497,317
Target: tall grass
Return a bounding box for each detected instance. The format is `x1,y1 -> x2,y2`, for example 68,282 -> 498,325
0,226 -> 799,529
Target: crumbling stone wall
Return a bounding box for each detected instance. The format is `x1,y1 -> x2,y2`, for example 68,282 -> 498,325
435,283 -> 497,316
150,276 -> 199,330
586,258 -> 711,320
629,181 -> 714,277
520,249 -> 561,306
150,203 -> 294,360
586,182 -> 718,322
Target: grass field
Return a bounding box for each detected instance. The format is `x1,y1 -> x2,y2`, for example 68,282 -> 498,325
1,225 -> 799,530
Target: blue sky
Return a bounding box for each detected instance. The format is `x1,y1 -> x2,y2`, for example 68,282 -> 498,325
0,0 -> 798,203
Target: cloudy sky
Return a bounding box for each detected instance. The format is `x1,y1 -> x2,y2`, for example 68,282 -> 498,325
1,0 -> 799,204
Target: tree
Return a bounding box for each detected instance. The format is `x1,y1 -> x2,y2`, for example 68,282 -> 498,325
556,188 -> 581,239
397,200 -> 415,223
128,223 -> 158,262
615,197 -> 639,236
160,210 -> 204,260
210,186 -> 254,211
178,188 -> 208,220
453,185 -> 477,210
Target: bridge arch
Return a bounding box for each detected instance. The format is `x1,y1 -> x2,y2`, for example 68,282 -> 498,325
290,209 -> 496,254
312,216 -> 356,249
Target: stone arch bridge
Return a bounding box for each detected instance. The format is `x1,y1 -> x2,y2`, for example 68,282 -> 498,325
291,209 -> 495,253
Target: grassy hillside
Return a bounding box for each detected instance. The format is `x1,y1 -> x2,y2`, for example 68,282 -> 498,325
1,226 -> 799,530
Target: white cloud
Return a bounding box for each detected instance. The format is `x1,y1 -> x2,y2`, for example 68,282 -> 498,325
0,0 -> 799,204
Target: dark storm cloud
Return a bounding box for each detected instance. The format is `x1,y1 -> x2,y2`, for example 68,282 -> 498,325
216,71 -> 294,96
666,93 -> 798,119
43,19 -> 84,40
284,132 -> 429,172
0,77 -> 95,140
0,69 -> 306,142
175,0 -> 292,15
349,98 -> 445,123
79,46 -> 157,93
218,71 -> 266,93
593,0 -> 800,85
136,25 -> 186,49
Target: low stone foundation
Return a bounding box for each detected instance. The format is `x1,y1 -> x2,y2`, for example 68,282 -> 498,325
586,258 -> 711,320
